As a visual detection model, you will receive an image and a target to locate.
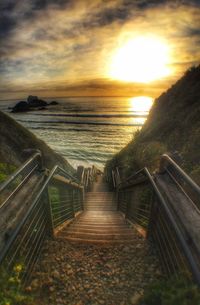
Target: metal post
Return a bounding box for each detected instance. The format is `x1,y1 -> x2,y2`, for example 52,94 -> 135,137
46,187 -> 54,237
80,187 -> 85,211
147,189 -> 156,239
71,188 -> 75,217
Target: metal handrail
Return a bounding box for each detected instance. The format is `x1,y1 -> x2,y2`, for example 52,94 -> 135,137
0,164 -> 38,210
0,164 -> 83,265
143,168 -> 200,284
55,166 -> 83,189
115,165 -> 200,284
0,152 -> 42,193
117,168 -> 147,189
161,154 -> 200,195
57,166 -> 79,184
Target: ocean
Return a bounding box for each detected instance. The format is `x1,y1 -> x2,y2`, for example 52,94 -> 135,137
0,97 -> 150,170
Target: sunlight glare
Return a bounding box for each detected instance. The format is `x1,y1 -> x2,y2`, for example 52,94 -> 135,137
109,36 -> 171,83
129,96 -> 153,112
133,117 -> 147,125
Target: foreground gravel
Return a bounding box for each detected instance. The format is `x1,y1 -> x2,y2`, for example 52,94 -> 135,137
29,233 -> 161,305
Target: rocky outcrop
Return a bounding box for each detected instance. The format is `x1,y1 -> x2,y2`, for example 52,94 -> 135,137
11,95 -> 59,113
27,95 -> 48,107
11,101 -> 30,113
49,101 -> 59,105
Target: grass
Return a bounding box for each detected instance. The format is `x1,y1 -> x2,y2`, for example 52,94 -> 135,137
0,163 -> 17,184
139,275 -> 200,305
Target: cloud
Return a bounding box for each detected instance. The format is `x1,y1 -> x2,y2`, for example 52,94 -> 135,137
0,0 -> 200,99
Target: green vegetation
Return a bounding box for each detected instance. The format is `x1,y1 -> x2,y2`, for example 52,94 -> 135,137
0,163 -> 16,184
139,275 -> 200,305
0,264 -> 33,305
106,66 -> 200,182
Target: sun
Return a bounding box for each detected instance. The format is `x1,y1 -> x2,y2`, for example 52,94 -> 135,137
108,36 -> 172,83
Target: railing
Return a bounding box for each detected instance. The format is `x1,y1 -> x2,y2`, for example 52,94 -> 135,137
77,165 -> 99,191
49,166 -> 84,231
0,152 -> 42,209
0,155 -> 84,284
159,154 -> 200,209
110,155 -> 200,285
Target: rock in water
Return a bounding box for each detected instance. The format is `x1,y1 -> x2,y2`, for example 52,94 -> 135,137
11,101 -> 29,113
49,101 -> 59,105
27,95 -> 38,103
27,95 -> 47,107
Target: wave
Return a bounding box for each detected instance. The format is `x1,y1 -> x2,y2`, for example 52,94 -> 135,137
29,126 -> 94,132
21,112 -> 148,118
18,119 -> 143,127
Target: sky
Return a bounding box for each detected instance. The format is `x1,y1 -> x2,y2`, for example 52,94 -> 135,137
0,0 -> 200,99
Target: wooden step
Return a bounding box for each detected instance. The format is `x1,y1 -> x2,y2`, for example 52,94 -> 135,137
60,232 -> 136,240
64,227 -> 133,234
70,224 -> 127,231
57,178 -> 136,244
58,236 -> 135,244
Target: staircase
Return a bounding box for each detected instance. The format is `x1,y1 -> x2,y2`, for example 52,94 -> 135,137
57,175 -> 136,243
1,150 -> 200,298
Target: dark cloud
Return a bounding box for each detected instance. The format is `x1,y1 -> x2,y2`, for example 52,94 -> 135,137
0,15 -> 16,38
93,6 -> 131,27
0,0 -> 71,41
185,27 -> 200,37
32,0 -> 71,10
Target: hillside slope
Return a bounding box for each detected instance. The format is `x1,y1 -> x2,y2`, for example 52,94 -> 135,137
106,66 -> 200,183
0,110 -> 75,174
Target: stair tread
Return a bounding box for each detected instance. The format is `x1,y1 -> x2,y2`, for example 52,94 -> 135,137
56,179 -> 137,244
59,233 -> 136,240
59,237 -> 135,244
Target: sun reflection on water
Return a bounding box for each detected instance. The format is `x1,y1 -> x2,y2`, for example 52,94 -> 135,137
133,117 -> 147,125
129,96 -> 154,113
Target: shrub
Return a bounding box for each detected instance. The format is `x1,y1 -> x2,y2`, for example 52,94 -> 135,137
0,264 -> 33,305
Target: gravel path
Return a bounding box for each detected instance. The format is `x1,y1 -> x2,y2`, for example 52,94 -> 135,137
29,228 -> 161,305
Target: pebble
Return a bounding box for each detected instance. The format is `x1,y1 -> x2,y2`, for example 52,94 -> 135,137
130,292 -> 142,304
31,234 -> 161,305
30,278 -> 39,290
52,270 -> 60,279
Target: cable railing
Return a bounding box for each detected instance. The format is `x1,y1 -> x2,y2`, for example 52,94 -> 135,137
159,154 -> 200,210
110,155 -> 200,285
0,152 -> 42,210
49,166 -> 84,231
0,155 -> 84,285
77,165 -> 99,191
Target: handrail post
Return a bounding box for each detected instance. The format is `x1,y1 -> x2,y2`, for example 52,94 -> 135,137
36,150 -> 44,171
71,189 -> 75,218
81,187 -> 85,211
159,156 -> 168,174
116,186 -> 120,211
46,186 -> 54,237
125,189 -> 131,219
147,190 -> 157,239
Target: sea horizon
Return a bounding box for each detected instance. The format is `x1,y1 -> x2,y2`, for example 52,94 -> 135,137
0,96 -> 151,170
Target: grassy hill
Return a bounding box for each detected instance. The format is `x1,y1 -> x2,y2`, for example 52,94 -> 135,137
0,110 -> 75,178
106,66 -> 200,183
